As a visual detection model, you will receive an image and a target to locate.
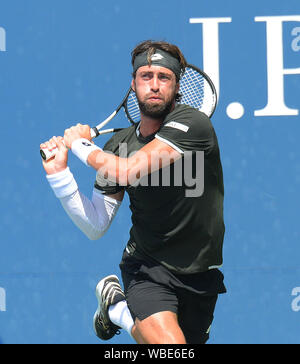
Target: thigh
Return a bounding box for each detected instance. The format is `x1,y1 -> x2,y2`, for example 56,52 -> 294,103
122,274 -> 178,321
134,311 -> 186,344
177,293 -> 218,344
122,275 -> 186,344
120,251 -> 178,321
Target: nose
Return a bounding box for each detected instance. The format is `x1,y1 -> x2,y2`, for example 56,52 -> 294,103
150,75 -> 160,92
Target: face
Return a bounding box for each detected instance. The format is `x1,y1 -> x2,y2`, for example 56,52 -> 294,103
132,65 -> 179,119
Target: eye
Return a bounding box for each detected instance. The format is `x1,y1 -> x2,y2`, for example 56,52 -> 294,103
159,73 -> 171,81
141,72 -> 152,80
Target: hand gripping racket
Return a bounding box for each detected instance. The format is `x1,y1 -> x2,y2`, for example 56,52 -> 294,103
40,64 -> 217,161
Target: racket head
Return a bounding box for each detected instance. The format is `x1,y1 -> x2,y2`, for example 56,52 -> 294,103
123,88 -> 140,124
178,64 -> 218,118
122,64 -> 217,124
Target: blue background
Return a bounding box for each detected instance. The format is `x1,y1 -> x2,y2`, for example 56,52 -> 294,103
0,0 -> 300,344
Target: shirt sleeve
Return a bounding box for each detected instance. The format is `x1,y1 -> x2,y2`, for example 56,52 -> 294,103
155,106 -> 216,154
46,167 -> 121,240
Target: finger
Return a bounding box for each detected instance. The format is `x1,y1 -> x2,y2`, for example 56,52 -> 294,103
42,141 -> 51,150
49,137 -> 58,150
45,137 -> 60,151
54,136 -> 67,150
40,138 -> 55,149
84,124 -> 90,134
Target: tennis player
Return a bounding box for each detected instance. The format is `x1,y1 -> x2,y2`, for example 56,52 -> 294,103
40,40 -> 226,344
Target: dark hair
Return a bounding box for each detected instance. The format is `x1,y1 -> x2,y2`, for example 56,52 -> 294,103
131,40 -> 187,101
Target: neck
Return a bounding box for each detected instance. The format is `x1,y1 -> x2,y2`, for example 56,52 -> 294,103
139,102 -> 176,138
139,116 -> 163,137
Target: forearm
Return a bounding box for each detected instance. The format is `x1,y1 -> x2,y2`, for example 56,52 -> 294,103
70,135 -> 181,186
70,139 -> 133,185
60,189 -> 121,240
87,150 -> 128,185
87,149 -> 147,186
46,168 -> 121,240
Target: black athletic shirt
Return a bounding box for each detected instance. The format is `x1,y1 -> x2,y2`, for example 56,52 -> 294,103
95,104 -> 225,275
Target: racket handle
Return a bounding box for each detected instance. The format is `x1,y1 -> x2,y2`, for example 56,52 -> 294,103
90,127 -> 100,138
40,140 -> 67,161
40,147 -> 56,161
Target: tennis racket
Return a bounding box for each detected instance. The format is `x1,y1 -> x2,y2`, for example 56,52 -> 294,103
40,64 -> 217,161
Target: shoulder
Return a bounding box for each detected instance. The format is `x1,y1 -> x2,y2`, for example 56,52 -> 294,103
167,104 -> 209,120
162,104 -> 214,137
156,104 -> 217,153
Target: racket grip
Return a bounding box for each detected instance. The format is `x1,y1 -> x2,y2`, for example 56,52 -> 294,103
40,140 -> 67,161
40,147 -> 58,161
40,141 -> 65,162
90,127 -> 99,138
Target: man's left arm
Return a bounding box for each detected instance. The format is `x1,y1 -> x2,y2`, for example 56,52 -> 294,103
63,124 -> 182,186
88,137 -> 182,185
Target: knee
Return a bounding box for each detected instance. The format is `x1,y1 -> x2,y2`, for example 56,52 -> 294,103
133,319 -> 186,344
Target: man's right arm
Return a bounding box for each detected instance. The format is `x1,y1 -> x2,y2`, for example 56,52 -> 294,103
57,183 -> 123,241
40,136 -> 123,240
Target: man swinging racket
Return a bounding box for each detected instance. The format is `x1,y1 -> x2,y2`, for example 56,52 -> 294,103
40,40 -> 226,344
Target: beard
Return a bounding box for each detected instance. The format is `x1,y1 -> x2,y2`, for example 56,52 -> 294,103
136,91 -> 176,120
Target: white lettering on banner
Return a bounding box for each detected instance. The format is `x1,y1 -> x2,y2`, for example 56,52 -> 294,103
291,287 -> 300,312
0,287 -> 6,312
254,16 -> 300,117
0,27 -> 6,51
292,27 -> 300,51
189,17 -> 232,98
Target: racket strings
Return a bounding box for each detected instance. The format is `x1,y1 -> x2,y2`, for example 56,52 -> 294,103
126,92 -> 140,123
180,69 -> 206,109
178,67 -> 215,117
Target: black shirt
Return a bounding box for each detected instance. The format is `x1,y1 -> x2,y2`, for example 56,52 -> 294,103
95,104 -> 225,275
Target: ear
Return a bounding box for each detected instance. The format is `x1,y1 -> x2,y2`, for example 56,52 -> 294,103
131,79 -> 136,92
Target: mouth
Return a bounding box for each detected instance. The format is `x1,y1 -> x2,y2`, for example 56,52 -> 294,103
147,96 -> 163,102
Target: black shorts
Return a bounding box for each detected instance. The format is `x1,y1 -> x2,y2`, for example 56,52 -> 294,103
119,250 -> 225,344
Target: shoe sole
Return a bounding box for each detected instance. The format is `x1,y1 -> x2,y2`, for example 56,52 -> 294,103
93,274 -> 120,335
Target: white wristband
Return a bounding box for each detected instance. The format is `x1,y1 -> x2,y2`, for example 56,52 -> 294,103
46,167 -> 78,198
71,138 -> 102,166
